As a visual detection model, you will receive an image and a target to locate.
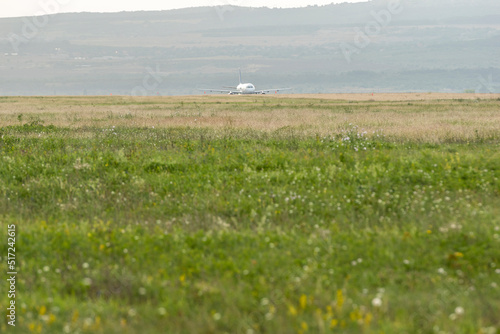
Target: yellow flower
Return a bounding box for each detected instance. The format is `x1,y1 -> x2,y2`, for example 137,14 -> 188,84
288,305 -> 298,316
336,290 -> 344,310
179,274 -> 186,283
326,305 -> 334,318
94,316 -> 101,329
39,306 -> 46,316
301,322 -> 308,331
454,252 -> 464,258
349,309 -> 362,321
330,319 -> 339,328
364,312 -> 373,326
28,324 -> 43,334
300,294 -> 307,309
72,310 -> 79,323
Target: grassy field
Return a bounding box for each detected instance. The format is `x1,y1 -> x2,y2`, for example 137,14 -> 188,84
0,95 -> 499,333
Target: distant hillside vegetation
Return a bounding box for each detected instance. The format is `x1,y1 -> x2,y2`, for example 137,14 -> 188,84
1,0 -> 499,95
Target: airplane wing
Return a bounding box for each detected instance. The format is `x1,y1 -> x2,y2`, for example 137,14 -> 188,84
200,89 -> 234,94
255,88 -> 292,94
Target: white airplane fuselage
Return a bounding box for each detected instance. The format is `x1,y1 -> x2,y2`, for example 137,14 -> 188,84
234,83 -> 256,95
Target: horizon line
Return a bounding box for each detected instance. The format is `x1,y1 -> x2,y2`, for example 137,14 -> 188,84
0,2 -> 369,19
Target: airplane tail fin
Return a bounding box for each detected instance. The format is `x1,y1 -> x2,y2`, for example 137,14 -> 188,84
239,68 -> 242,84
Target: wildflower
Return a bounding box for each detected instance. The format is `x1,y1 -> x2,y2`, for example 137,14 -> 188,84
84,318 -> 93,327
336,290 -> 344,310
301,322 -> 308,331
365,312 -> 373,325
300,294 -> 307,309
454,307 -> 464,315
82,278 -> 92,286
213,313 -> 221,321
371,297 -> 382,308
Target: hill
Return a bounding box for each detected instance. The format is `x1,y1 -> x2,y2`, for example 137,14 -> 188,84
0,0 -> 499,95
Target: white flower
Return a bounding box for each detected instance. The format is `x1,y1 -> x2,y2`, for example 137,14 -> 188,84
82,278 -> 92,286
454,306 -> 464,315
372,297 -> 382,307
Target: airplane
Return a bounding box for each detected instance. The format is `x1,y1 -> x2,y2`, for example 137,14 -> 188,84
201,69 -> 291,95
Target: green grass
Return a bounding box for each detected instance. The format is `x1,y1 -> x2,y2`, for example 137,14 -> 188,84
0,103 -> 499,333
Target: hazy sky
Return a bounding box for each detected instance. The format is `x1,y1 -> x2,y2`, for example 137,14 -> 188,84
0,0 -> 367,18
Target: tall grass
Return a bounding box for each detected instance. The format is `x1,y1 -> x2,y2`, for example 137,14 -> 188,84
0,96 -> 499,333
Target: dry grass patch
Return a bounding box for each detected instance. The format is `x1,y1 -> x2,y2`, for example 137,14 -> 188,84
1,94 -> 499,142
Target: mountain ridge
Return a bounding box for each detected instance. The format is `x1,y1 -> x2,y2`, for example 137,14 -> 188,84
1,1 -> 499,95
